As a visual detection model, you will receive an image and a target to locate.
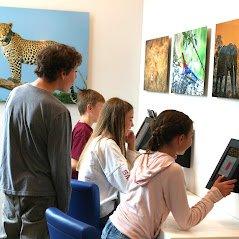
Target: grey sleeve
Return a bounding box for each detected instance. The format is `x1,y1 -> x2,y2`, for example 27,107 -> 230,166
47,111 -> 72,212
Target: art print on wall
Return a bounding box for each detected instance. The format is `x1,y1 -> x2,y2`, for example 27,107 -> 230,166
144,36 -> 170,93
0,7 -> 89,103
171,27 -> 207,96
212,19 -> 239,99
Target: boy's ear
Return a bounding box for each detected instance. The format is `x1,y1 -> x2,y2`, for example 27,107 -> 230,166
59,71 -> 67,80
86,104 -> 93,111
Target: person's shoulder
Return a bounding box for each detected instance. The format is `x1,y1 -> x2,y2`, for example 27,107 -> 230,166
158,162 -> 184,185
167,162 -> 183,175
79,122 -> 92,131
91,136 -> 118,151
9,83 -> 30,96
73,122 -> 92,134
104,137 -> 119,148
12,83 -> 27,91
6,84 -> 34,105
42,93 -> 69,115
15,83 -> 67,113
102,138 -> 123,155
44,94 -> 66,108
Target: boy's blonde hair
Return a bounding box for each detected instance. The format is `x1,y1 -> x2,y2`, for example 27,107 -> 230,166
77,89 -> 105,115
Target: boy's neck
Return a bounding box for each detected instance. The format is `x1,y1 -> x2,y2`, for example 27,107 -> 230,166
31,78 -> 58,93
80,114 -> 94,127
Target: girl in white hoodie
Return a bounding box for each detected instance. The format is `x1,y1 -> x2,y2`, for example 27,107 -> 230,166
101,110 -> 237,239
77,97 -> 137,229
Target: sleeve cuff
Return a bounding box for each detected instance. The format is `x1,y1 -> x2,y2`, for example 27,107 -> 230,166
208,186 -> 223,203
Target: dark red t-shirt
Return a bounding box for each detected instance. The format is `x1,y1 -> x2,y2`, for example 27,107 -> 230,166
71,122 -> 93,179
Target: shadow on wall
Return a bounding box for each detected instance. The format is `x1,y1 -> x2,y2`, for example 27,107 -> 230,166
0,103 -> 5,224
0,192 -> 3,225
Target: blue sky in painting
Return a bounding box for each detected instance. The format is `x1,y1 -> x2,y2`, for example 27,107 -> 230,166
0,7 -> 89,101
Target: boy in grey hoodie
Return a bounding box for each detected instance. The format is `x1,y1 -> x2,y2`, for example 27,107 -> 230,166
0,44 -> 82,239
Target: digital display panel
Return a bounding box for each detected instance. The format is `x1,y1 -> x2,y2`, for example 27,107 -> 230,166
135,118 -> 153,151
218,147 -> 239,177
206,139 -> 239,193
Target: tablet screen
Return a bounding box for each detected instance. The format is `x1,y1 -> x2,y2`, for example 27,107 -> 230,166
218,147 -> 239,178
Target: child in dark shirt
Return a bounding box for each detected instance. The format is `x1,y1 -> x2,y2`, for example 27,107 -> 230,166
71,89 -> 105,178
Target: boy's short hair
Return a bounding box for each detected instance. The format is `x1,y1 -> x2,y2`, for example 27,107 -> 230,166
35,44 -> 82,82
77,89 -> 105,115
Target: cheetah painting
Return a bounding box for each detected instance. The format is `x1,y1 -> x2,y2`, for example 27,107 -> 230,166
0,7 -> 89,103
0,23 -> 58,84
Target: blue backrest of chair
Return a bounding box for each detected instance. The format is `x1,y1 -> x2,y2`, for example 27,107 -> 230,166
68,180 -> 100,228
46,207 -> 99,239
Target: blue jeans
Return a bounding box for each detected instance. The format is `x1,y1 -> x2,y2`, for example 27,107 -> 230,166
101,220 -> 130,239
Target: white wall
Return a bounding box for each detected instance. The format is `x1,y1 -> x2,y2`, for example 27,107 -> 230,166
140,0 -> 239,219
0,0 -> 143,126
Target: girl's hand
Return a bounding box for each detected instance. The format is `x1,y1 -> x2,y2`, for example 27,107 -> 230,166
213,175 -> 237,197
125,130 -> 136,150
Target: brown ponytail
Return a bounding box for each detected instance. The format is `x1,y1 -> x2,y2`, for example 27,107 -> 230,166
147,110 -> 193,152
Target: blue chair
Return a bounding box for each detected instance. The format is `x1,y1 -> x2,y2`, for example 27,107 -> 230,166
45,207 -> 99,239
68,179 -> 100,229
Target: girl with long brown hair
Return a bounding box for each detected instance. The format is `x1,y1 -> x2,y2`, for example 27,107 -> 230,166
77,97 -> 137,228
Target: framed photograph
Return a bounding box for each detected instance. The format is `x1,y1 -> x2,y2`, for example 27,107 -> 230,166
171,27 -> 207,96
212,19 -> 239,99
0,7 -> 89,103
144,36 -> 170,93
